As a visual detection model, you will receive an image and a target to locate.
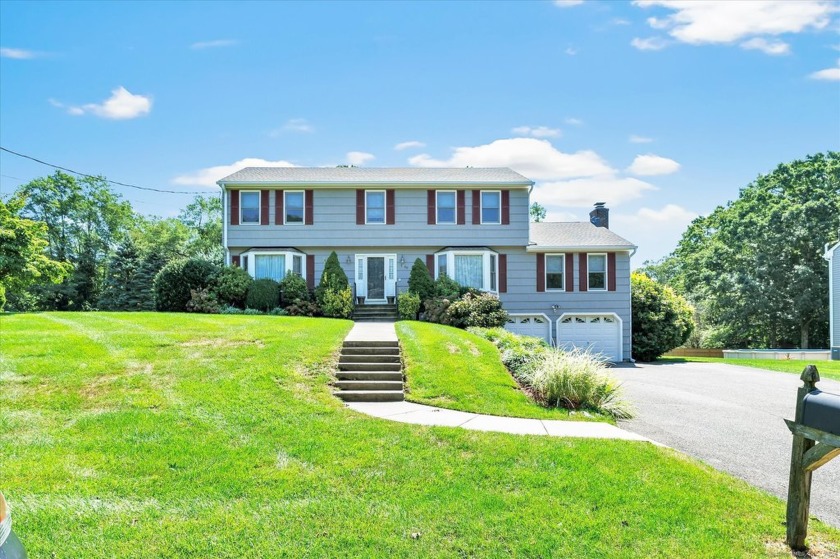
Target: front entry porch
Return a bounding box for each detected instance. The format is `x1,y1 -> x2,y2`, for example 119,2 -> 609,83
354,254 -> 397,305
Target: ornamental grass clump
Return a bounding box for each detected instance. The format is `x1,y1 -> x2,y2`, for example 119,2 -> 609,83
522,348 -> 633,420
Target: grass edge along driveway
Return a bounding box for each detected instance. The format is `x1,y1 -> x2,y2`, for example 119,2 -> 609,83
1,312 -> 839,558
658,356 -> 840,382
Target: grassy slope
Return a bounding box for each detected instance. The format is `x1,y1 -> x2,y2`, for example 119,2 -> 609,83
1,313 -> 837,558
397,321 -> 606,421
658,357 -> 840,382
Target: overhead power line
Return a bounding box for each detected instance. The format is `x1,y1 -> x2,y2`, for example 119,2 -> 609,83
0,146 -> 216,195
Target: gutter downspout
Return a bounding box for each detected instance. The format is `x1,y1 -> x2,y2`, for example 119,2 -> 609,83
218,180 -> 228,266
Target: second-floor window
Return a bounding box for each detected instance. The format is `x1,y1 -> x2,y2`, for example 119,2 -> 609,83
588,254 -> 607,290
481,191 -> 500,224
436,191 -> 456,224
241,191 -> 260,224
546,254 -> 565,290
285,191 -> 304,224
366,191 -> 385,224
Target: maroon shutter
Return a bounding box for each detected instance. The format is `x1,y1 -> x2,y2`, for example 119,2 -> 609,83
608,252 -> 617,291
536,253 -> 545,292
232,255 -> 241,267
386,189 -> 395,225
356,190 -> 365,225
305,190 -> 314,225
306,255 -> 315,290
260,190 -> 269,225
230,190 -> 239,225
472,190 -> 480,224
501,190 -> 510,225
579,253 -> 588,292
275,190 -> 284,225
457,191 -> 465,225
426,254 -> 435,278
565,253 -> 574,292
427,190 -> 435,224
498,254 -> 507,293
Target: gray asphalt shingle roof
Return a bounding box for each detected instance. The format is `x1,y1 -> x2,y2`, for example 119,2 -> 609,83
218,167 -> 534,185
529,222 -> 636,250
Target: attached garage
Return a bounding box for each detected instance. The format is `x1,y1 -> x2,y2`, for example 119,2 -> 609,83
504,314 -> 552,343
556,313 -> 622,362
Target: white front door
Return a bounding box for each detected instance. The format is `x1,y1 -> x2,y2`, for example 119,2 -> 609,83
355,254 -> 397,303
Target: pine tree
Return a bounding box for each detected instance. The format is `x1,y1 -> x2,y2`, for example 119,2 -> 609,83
316,251 -> 349,306
99,239 -> 141,310
408,258 -> 435,302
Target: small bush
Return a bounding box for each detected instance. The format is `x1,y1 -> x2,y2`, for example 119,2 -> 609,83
210,266 -> 252,308
469,327 -> 549,379
321,286 -> 353,318
246,279 -> 280,311
0,284 -> 5,312
286,299 -> 322,317
154,258 -> 219,312
408,258 -> 435,302
279,272 -> 309,306
243,308 -> 264,315
186,287 -> 221,314
219,305 -> 244,315
434,274 -> 461,299
521,348 -> 633,420
423,297 -> 452,324
316,252 -> 349,306
268,307 -> 288,316
631,272 -> 695,361
397,292 -> 421,320
444,292 -> 508,328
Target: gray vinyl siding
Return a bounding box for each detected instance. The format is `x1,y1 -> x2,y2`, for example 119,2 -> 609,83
225,188 -> 530,248
499,249 -> 633,360
832,245 -> 839,347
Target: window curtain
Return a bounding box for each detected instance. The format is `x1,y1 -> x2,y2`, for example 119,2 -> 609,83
455,255 -> 483,289
255,255 -> 286,280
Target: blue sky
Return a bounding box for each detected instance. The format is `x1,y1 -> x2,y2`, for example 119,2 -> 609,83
1,0 -> 838,265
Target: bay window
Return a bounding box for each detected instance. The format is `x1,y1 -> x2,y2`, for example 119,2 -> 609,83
238,249 -> 307,282
435,249 -> 498,292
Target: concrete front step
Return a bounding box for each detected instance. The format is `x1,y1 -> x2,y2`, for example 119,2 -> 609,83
339,362 -> 402,372
334,380 -> 404,391
341,347 -> 400,356
339,354 -> 401,364
336,371 -> 403,381
353,317 -> 399,322
343,340 -> 399,348
335,390 -> 404,402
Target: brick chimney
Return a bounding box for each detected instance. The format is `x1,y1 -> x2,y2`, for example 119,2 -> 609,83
590,202 -> 609,229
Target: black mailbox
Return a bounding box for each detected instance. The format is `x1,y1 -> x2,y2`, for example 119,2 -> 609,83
801,389 -> 840,437
832,347 -> 840,361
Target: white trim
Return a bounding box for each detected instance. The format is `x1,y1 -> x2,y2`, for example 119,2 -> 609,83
505,313 -> 552,343
545,253 -> 566,292
283,190 -> 305,225
556,312 -> 623,362
435,190 -> 457,224
222,189 -> 228,265
526,245 -> 636,252
354,253 -> 397,303
239,249 -> 306,281
239,190 -> 261,226
480,190 -> 501,225
827,243 -> 836,347
434,249 -> 498,294
364,190 -> 387,225
587,253 -> 608,291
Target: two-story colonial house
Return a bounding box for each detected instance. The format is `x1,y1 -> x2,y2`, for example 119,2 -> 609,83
218,167 -> 637,361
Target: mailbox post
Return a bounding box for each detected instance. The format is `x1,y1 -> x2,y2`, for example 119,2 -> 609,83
784,365 -> 840,550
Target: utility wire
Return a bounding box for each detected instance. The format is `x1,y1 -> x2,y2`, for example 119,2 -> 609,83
0,146 -> 217,196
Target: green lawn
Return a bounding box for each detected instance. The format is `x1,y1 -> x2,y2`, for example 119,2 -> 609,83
658,356 -> 840,382
2,313 -> 838,558
397,321 -> 607,421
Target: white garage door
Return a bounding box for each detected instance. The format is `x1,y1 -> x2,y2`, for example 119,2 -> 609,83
556,314 -> 621,362
504,314 -> 551,343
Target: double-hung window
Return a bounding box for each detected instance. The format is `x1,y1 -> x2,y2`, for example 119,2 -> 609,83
436,191 -> 456,224
285,191 -> 304,224
366,191 -> 385,224
546,254 -> 565,291
481,191 -> 500,224
240,191 -> 260,224
588,254 -> 607,290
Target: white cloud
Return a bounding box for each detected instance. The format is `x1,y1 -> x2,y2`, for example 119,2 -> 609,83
565,117 -> 584,126
511,125 -> 561,138
554,0 -> 584,6
610,18 -> 632,26
629,134 -> 654,143
612,204 -> 699,265
0,47 -> 39,59
281,118 -> 314,133
565,47 -> 579,56
172,158 -> 297,188
535,176 -> 658,208
633,1 -> 835,48
190,39 -> 238,50
347,151 -> 375,165
54,87 -> 152,120
631,36 -> 669,51
394,140 -> 426,151
809,59 -> 840,81
627,154 -> 681,176
408,138 -> 613,180
740,37 -> 790,55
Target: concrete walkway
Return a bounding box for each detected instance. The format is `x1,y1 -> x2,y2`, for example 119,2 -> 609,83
342,321 -> 653,442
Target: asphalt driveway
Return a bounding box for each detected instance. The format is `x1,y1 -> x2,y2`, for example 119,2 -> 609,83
611,361 -> 840,529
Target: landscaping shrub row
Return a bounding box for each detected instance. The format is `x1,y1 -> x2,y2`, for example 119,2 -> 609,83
469,327 -> 633,420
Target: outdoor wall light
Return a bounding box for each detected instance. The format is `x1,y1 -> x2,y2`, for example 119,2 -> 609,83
345,255 -> 352,265
551,304 -> 560,314
399,255 -> 406,268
